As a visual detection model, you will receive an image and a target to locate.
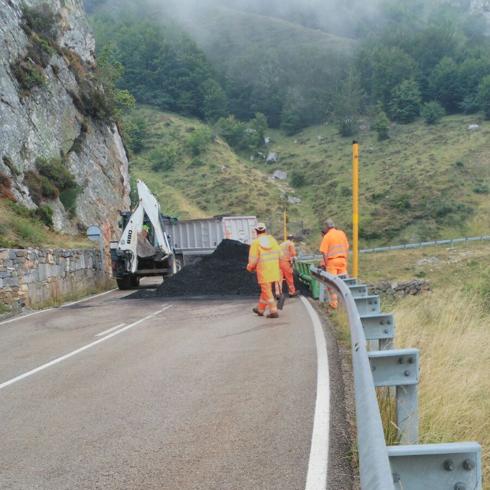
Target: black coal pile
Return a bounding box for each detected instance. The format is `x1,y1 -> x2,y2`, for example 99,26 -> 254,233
156,239 -> 259,297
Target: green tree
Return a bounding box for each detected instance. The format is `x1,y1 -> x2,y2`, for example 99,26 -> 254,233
389,79 -> 421,123
421,101 -> 445,125
334,70 -> 362,138
478,75 -> 490,119
358,46 -> 419,107
186,127 -> 213,156
428,57 -> 462,113
201,79 -> 228,122
373,108 -> 390,140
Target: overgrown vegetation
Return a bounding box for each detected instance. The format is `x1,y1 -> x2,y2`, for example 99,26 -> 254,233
0,199 -> 90,249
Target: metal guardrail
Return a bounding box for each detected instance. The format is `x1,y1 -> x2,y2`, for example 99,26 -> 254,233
360,235 -> 490,254
307,266 -> 482,490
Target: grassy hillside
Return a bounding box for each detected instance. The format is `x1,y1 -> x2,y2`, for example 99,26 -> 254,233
128,108 -> 490,247
259,115 -> 490,245
361,241 -> 490,487
126,106 -> 311,234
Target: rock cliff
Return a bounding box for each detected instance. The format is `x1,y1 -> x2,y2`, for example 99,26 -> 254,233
0,0 -> 130,236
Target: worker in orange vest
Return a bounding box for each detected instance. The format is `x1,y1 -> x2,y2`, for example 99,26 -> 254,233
280,234 -> 298,297
247,223 -> 281,318
319,218 -> 349,309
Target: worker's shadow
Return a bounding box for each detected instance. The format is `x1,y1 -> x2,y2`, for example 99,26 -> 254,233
220,321 -> 289,338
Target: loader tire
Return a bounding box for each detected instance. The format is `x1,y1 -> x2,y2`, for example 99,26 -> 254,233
116,276 -> 139,290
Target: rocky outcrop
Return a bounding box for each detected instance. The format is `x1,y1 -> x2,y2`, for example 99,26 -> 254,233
369,279 -> 431,298
0,0 -> 130,236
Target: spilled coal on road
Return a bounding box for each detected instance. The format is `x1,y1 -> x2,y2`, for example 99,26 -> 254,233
151,239 -> 259,297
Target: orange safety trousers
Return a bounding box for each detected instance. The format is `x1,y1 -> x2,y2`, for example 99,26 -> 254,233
280,261 -> 296,294
258,282 -> 278,314
326,257 -> 347,309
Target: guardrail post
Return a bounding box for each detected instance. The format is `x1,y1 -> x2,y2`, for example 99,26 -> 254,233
369,349 -> 419,444
319,283 -> 327,303
388,442 -> 482,490
360,313 -> 396,351
396,385 -> 418,444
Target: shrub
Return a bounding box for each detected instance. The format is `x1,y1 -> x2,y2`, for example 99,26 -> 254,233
389,79 -> 421,123
290,170 -> 306,187
59,187 -> 81,217
150,144 -> 180,172
0,173 -> 16,201
36,157 -> 77,191
24,171 -> 58,204
186,127 -> 212,156
21,3 -> 58,42
473,183 -> 489,194
35,204 -> 53,227
338,117 -> 357,137
478,75 -> 490,119
11,59 -> 46,92
421,101 -> 445,125
374,109 -> 390,140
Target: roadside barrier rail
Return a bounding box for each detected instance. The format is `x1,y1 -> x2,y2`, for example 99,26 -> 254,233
305,265 -> 482,490
361,235 -> 490,254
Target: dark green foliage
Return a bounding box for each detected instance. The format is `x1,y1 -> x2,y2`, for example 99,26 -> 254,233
186,127 -> 213,156
36,158 -> 76,191
150,144 -> 180,172
473,182 -> 489,194
335,70 -> 362,138
374,109 -> 390,141
35,204 -> 53,227
59,188 -> 81,217
290,171 -> 305,187
478,75 -> 490,120
358,46 -> 418,107
124,116 -> 147,154
428,58 -> 462,113
215,114 -> 266,151
201,79 -> 228,122
338,118 -> 357,137
421,101 -> 445,125
389,80 -> 421,124
91,15 -> 225,120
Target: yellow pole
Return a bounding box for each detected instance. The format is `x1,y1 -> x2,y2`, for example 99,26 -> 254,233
352,141 -> 359,278
283,209 -> 288,242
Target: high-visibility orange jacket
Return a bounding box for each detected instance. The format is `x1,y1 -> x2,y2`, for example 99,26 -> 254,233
319,228 -> 349,260
247,234 -> 281,284
280,240 -> 297,263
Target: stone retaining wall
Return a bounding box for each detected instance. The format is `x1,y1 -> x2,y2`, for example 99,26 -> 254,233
0,248 -> 110,311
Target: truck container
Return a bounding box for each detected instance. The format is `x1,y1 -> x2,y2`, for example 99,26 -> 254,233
167,216 -> 257,264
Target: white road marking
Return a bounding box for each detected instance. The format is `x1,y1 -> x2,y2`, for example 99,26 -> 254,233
60,289 -> 117,308
0,305 -> 173,391
301,296 -> 330,490
95,323 -> 126,337
0,289 -> 117,327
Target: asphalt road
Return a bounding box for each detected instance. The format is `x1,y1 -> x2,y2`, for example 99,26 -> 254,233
0,285 -> 350,490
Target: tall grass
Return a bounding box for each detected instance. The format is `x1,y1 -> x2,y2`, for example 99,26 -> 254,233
394,288 -> 490,486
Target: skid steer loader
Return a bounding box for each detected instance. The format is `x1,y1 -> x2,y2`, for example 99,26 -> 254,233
110,180 -> 180,290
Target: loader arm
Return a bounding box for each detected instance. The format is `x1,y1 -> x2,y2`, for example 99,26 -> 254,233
117,180 -> 173,274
